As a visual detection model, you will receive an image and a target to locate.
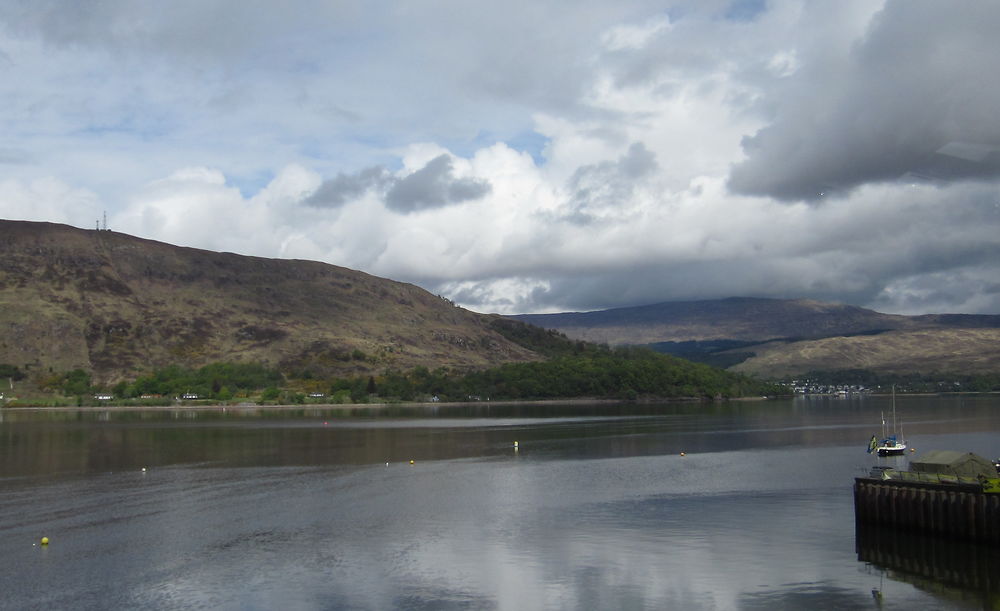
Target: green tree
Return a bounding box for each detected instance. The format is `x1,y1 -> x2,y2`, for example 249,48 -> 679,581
62,369 -> 92,396
112,381 -> 129,398
0,364 -> 25,381
331,389 -> 352,404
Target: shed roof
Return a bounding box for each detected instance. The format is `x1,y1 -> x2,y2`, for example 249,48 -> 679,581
910,450 -> 995,479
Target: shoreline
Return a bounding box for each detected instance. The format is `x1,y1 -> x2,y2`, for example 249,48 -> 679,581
8,391 -> 997,412
0,395 -> 776,412
1,398 -> 626,412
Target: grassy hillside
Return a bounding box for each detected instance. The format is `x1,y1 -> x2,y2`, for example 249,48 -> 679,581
730,328 -> 1000,378
511,297 -> 1000,377
8,219 -> 991,392
511,297 -> 921,343
0,220 -> 540,386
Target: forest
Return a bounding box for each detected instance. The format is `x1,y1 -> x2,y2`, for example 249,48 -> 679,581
5,346 -> 780,406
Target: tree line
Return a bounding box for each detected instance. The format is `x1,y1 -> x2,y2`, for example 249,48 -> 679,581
12,345 -> 780,406
787,369 -> 1000,393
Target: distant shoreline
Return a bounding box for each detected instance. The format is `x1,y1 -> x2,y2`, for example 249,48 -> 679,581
1,395 -> 775,412
2,398 -> 613,412
7,392 -> 998,412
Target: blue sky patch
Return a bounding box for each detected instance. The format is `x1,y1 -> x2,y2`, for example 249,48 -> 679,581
725,0 -> 767,22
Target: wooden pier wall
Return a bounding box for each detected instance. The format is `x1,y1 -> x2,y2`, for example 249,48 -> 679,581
854,478 -> 1000,544
855,523 -> 1000,604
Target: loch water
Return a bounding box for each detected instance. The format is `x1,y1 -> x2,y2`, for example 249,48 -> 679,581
1,395 -> 999,610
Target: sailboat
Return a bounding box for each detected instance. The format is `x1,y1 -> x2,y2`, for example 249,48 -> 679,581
873,385 -> 907,456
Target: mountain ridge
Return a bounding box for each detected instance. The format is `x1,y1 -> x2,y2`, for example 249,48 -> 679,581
511,296 -> 1000,376
6,219 -> 998,384
0,219 -> 540,385
511,297 -> 921,343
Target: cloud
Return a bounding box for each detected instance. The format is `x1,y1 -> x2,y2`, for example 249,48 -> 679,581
563,142 -> 658,224
3,1 -> 1000,318
728,0 -> 1000,201
305,155 -> 492,214
305,167 -> 391,209
431,178 -> 1000,315
385,155 -> 492,213
0,148 -> 32,165
0,177 -> 102,227
601,15 -> 672,52
725,0 -> 768,23
871,268 -> 1000,316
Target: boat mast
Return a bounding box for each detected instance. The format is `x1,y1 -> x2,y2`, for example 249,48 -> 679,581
891,384 -> 897,437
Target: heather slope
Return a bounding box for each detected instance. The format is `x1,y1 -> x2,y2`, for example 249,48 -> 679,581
511,297 -> 1000,376
0,220 -> 539,385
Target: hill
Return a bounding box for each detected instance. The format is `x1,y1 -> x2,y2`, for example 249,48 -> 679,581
0,220 -> 540,386
512,297 -> 921,344
729,328 -> 1000,378
512,297 -> 1000,376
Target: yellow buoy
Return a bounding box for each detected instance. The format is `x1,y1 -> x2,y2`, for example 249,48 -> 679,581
40,537 -> 49,546
513,441 -> 519,448
409,460 -> 415,465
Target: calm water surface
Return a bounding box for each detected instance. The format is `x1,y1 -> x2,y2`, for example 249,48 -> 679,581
2,395 -> 999,610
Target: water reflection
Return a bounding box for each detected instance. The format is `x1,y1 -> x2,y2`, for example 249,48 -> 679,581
856,523 -> 1000,610
2,396 -> 999,609
4,396 -> 999,481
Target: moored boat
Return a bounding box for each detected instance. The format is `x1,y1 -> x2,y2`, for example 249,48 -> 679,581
876,434 -> 906,456
867,385 -> 907,456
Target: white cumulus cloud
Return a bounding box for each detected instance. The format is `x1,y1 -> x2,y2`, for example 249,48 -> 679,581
2,0 -> 999,316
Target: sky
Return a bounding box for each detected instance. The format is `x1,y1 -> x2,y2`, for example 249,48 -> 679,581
2,1 -> 1000,316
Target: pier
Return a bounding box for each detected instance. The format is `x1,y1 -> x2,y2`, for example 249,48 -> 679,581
854,477 -> 1000,544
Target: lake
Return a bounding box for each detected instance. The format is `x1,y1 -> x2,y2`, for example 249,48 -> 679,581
2,395 -> 999,610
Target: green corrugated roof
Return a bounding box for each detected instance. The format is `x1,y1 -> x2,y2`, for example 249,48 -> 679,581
913,450 -> 969,465
910,450 -> 995,478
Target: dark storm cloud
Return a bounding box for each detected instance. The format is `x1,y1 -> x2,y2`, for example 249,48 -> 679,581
728,1 -> 1000,201
446,283 -> 517,311
305,166 -> 390,208
384,154 -> 491,213
305,155 -> 491,213
515,263 -> 797,314
438,179 -> 1000,316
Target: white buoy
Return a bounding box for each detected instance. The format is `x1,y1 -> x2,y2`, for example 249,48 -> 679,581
513,441 -> 519,448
